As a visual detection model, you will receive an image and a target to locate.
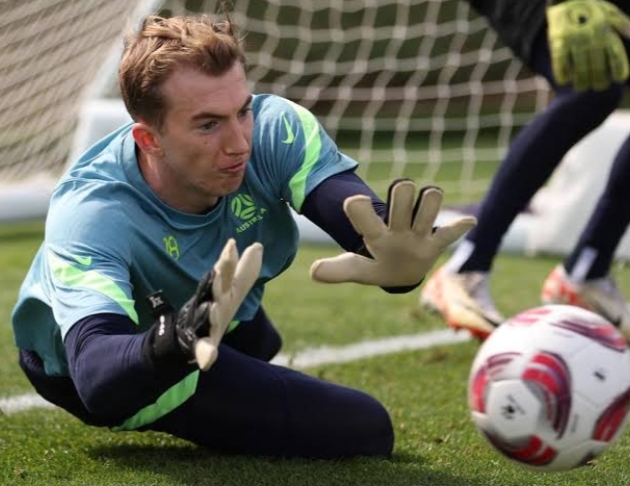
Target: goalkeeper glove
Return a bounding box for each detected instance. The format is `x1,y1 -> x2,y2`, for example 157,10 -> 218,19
309,179 -> 476,288
143,239 -> 263,371
546,0 -> 630,91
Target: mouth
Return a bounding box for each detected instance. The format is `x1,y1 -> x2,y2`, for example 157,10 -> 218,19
222,161 -> 247,174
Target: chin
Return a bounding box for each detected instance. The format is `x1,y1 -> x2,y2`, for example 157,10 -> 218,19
224,178 -> 245,194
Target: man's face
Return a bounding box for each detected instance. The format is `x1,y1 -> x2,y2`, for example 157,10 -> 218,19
154,62 -> 253,209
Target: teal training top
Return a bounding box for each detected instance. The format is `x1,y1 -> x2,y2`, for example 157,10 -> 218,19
12,94 -> 358,376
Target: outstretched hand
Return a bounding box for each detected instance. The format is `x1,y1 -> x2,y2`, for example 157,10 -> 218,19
144,239 -> 263,372
309,179 -> 476,288
193,239 -> 263,370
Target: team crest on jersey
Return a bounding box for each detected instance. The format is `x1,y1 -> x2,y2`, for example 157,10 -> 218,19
231,193 -> 267,233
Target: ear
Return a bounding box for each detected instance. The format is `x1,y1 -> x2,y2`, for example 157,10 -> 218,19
132,122 -> 163,158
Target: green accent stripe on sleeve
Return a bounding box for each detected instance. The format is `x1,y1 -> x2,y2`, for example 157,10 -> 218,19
286,100 -> 322,212
47,250 -> 139,324
112,371 -> 200,431
227,319 -> 240,333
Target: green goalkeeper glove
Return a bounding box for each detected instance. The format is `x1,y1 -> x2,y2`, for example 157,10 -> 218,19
309,180 -> 477,288
144,239 -> 263,371
546,0 -> 630,91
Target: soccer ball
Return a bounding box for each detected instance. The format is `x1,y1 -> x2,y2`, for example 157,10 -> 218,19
468,305 -> 630,472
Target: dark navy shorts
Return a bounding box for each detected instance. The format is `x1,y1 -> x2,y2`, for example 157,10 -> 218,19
19,308 -> 393,457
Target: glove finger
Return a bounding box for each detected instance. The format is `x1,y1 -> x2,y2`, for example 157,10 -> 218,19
386,179 -> 415,232
570,45 -> 591,92
210,299 -> 229,327
411,186 -> 444,237
343,195 -> 387,239
432,216 -> 477,249
213,238 -> 238,296
203,300 -> 237,368
209,299 -> 232,336
605,37 -> 630,83
604,3 -> 630,38
232,242 -> 264,301
310,252 -> 377,284
194,337 -> 219,371
589,47 -> 610,91
550,47 -> 571,86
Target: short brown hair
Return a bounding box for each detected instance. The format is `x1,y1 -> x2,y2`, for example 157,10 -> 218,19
119,13 -> 246,129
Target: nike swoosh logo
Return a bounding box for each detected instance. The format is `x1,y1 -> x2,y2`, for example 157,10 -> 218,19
281,113 -> 295,144
72,255 -> 92,266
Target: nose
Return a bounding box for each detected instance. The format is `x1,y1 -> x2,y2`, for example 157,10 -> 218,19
224,117 -> 250,155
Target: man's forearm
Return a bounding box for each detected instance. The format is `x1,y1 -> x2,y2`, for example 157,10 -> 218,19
65,313 -> 195,424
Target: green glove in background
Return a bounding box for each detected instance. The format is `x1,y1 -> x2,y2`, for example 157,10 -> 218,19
546,0 -> 630,91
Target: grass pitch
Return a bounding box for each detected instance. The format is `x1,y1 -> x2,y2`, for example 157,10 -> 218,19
1,222 -> 630,485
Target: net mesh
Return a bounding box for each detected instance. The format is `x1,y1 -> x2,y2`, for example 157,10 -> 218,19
0,0 -> 144,183
161,0 -> 551,201
0,0 -> 551,204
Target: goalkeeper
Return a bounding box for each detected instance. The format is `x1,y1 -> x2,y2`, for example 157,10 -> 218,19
11,13 -> 474,458
421,0 -> 630,340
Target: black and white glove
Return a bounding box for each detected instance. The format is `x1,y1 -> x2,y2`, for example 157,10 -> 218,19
309,179 -> 476,288
144,239 -> 263,371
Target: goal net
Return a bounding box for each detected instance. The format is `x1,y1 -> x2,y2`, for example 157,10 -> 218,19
0,0 -> 160,220
0,0 -> 550,221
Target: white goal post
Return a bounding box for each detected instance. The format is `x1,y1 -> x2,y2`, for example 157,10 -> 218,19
0,0 -> 162,221
8,0 -> 622,260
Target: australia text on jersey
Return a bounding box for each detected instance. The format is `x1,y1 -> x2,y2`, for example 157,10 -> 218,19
232,193 -> 268,234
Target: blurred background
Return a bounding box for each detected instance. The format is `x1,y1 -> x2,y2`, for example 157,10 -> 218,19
1,0 -> 628,257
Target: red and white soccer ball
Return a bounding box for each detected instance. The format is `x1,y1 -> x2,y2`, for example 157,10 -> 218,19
468,305 -> 630,472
